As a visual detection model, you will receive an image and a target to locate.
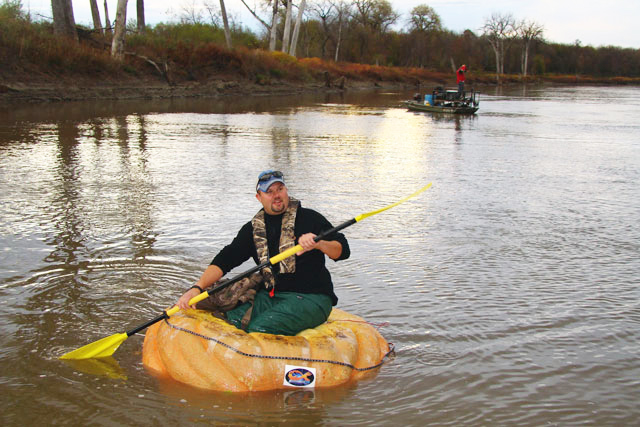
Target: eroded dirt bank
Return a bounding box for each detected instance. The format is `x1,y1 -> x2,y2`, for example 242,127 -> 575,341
0,72 -> 430,106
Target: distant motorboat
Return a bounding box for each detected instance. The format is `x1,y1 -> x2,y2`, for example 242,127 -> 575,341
404,87 -> 479,114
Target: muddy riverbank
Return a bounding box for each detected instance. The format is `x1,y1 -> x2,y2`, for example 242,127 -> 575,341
0,71 -> 428,106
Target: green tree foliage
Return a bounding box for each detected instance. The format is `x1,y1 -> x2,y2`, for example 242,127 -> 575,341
0,0 -> 25,20
349,0 -> 399,65
404,4 -> 442,68
408,4 -> 441,32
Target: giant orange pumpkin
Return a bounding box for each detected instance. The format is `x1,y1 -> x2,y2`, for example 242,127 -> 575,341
142,308 -> 392,392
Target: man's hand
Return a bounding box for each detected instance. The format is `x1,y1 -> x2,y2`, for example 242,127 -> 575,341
176,287 -> 201,310
296,233 -> 343,260
296,233 -> 318,255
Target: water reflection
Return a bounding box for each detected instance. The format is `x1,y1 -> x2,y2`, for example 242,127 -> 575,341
40,114 -> 158,266
47,119 -> 84,265
148,375 -> 363,425
1,90 -> 390,125
1,86 -> 640,425
2,111 -> 162,379
61,356 -> 127,380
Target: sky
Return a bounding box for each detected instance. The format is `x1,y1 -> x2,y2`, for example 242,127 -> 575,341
21,0 -> 640,49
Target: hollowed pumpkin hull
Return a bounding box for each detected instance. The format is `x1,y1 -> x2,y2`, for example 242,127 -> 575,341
142,308 -> 391,392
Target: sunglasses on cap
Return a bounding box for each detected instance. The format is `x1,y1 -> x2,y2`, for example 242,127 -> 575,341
257,171 -> 284,182
256,170 -> 285,192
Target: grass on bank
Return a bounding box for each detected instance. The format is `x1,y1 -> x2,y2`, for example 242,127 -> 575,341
1,1 -> 121,76
2,1 -> 638,88
0,3 -> 448,86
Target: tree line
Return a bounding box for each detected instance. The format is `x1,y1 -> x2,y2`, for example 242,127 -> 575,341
36,0 -> 640,78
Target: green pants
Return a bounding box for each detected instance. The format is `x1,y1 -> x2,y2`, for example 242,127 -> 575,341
225,289 -> 332,336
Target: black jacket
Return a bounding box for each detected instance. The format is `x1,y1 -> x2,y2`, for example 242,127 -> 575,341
211,204 -> 350,305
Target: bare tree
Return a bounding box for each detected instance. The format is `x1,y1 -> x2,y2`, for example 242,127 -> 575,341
518,19 -> 544,77
481,12 -> 517,79
282,0 -> 293,53
311,0 -> 336,58
219,0 -> 233,48
104,0 -> 112,34
289,0 -> 307,56
312,0 -> 351,60
203,1 -> 222,26
137,0 -> 146,32
269,0 -> 278,51
111,0 -> 128,60
238,0 -> 281,51
179,0 -> 204,24
239,0 -> 270,29
89,0 -> 103,33
51,0 -> 78,40
201,0 -> 233,48
331,0 -> 351,61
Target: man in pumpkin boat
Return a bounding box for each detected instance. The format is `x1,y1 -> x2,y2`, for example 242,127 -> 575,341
176,169 -> 350,336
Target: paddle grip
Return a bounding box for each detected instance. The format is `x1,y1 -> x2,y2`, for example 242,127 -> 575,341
268,218 -> 357,265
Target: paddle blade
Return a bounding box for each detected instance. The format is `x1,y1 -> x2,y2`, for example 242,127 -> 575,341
59,332 -> 128,360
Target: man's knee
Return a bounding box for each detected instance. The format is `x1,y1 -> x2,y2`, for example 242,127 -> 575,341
246,320 -> 297,335
247,293 -> 331,336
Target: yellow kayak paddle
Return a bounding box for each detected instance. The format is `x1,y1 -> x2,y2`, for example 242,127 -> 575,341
59,183 -> 432,360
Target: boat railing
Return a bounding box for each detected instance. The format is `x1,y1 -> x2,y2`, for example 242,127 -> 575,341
429,88 -> 478,106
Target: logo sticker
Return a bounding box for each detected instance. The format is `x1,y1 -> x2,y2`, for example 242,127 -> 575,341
283,365 -> 316,388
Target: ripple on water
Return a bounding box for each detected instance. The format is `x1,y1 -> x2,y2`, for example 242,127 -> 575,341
1,258 -> 202,362
2,87 -> 640,425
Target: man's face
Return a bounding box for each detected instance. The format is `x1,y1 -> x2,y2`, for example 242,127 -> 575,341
256,182 -> 289,215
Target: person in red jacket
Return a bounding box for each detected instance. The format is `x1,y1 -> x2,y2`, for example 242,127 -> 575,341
457,64 -> 467,98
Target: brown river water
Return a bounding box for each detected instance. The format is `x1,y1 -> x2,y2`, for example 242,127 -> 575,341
1,86 -> 639,425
